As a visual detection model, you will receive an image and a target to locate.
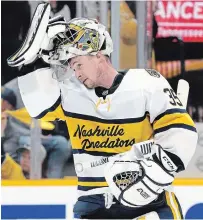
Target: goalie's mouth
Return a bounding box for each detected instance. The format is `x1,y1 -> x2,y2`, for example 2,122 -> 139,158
83,78 -> 88,84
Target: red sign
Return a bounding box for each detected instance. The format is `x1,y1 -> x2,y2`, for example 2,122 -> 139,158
155,0 -> 203,42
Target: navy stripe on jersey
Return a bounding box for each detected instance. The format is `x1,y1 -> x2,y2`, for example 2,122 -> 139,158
64,111 -> 148,124
153,109 -> 187,122
78,185 -> 107,191
78,177 -> 106,182
154,123 -> 197,134
35,96 -> 61,119
72,149 -> 117,156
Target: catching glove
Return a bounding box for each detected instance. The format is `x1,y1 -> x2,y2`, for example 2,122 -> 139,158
104,143 -> 178,207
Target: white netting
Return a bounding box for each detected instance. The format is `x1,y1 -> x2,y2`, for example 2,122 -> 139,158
113,168 -> 143,191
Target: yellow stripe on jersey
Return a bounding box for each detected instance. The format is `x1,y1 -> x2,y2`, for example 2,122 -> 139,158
166,191 -> 182,219
154,112 -> 195,129
153,110 -> 195,131
39,104 -> 65,122
78,181 -> 108,187
77,177 -> 108,189
171,193 -> 182,219
137,216 -> 146,220
66,112 -> 153,154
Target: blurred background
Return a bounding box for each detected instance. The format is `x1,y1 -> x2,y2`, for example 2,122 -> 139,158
1,0 -> 203,180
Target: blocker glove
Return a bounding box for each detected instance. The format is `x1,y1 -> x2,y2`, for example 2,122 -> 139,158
7,3 -> 66,67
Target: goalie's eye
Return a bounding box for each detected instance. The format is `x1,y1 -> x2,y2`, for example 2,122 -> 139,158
77,64 -> 82,69
73,63 -> 82,71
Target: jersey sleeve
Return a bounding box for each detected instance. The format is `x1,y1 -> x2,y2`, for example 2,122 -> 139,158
143,69 -> 198,172
18,67 -> 65,121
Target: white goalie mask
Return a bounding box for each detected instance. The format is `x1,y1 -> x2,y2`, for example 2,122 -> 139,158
50,18 -> 113,62
104,146 -> 174,208
50,18 -> 113,81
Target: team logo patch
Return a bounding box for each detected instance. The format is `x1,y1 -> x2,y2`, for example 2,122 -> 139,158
146,69 -> 160,78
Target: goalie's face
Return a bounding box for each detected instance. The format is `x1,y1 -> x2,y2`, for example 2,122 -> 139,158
70,54 -> 102,89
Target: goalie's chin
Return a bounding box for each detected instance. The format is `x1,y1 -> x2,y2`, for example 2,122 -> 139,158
83,79 -> 96,89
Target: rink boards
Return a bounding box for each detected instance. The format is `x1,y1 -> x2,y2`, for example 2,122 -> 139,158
1,178 -> 203,219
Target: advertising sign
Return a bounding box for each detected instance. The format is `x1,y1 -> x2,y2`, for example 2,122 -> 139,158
155,1 -> 203,42
1,184 -> 203,219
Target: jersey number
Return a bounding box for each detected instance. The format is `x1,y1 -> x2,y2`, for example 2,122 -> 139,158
163,88 -> 183,106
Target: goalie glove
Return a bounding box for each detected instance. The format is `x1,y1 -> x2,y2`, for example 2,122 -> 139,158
104,145 -> 176,208
134,142 -> 179,174
150,144 -> 179,174
7,3 -> 66,67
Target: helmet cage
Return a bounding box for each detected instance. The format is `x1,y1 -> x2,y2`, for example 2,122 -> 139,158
57,23 -> 101,54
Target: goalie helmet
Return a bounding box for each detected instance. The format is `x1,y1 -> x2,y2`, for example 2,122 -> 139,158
50,17 -> 113,63
50,17 -> 113,81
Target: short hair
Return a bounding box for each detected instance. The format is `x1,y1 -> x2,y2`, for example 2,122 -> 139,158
1,87 -> 16,108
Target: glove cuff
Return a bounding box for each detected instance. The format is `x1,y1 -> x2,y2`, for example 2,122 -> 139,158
151,144 -> 178,174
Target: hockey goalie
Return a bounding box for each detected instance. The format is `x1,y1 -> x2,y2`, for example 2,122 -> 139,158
7,3 -> 197,219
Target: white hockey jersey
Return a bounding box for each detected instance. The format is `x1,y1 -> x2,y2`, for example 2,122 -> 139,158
18,68 -> 197,197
